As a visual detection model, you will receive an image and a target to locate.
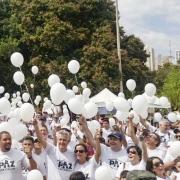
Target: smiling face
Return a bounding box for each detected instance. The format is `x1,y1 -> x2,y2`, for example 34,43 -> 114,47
175,162 -> 180,172
108,136 -> 122,151
57,134 -> 70,152
0,133 -> 12,152
151,158 -> 164,176
74,145 -> 87,162
127,147 -> 141,164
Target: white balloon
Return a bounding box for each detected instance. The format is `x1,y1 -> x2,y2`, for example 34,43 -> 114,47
17,96 -> 21,101
83,88 -> 91,98
116,111 -> 129,121
43,100 -> 51,110
145,83 -> 156,97
129,111 -> 140,124
118,92 -> 125,98
81,81 -> 87,89
20,103 -> 35,122
13,123 -> 27,141
48,74 -> 60,87
68,98 -> 83,114
63,114 -> 70,122
71,121 -> 79,130
22,93 -> 30,102
159,97 -> 169,106
34,99 -> 39,106
95,166 -> 113,180
0,86 -> 5,94
88,122 -> 96,135
10,52 -> 24,67
64,89 -> 75,104
126,79 -> 136,91
105,101 -> 114,111
31,66 -> 39,75
12,93 -> 16,98
91,120 -> 101,131
154,112 -> 162,122
82,103 -> 98,118
140,110 -> 148,119
60,118 -> 69,126
11,139 -> 19,149
16,91 -> 20,96
8,118 -> 20,127
169,141 -> 180,158
13,71 -> 25,85
127,99 -> 132,106
149,96 -> 156,104
132,95 -> 148,114
50,83 -> 67,105
75,94 -> 83,101
63,105 -> 67,109
27,170 -> 43,180
36,95 -> 41,102
8,111 -> 14,118
72,86 -> 78,93
4,93 -> 10,99
109,118 -> 115,128
0,97 -> 11,115
68,60 -> 80,74
63,108 -> 68,114
13,108 -> 21,121
30,84 -> 34,88
168,112 -> 177,122
0,122 -> 13,135
114,97 -> 130,112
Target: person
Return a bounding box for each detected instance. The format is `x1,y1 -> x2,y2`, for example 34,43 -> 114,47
120,170 -> 129,180
73,130 -> 101,180
101,118 -> 111,142
146,156 -> 171,180
33,118 -> 76,180
79,116 -> 127,179
170,156 -> 180,180
22,136 -> 46,180
69,171 -> 86,180
0,131 -> 37,180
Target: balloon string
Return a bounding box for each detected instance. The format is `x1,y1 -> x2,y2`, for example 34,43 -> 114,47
32,74 -> 35,102
19,67 -> 33,105
74,74 -> 79,86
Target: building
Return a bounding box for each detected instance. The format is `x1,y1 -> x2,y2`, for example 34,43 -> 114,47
144,46 -> 157,71
175,50 -> 180,63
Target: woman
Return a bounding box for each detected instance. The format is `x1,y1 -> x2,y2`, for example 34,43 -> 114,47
73,131 -> 100,180
115,144 -> 148,180
146,157 -> 171,180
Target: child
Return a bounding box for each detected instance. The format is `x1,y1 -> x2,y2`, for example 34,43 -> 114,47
120,170 -> 129,180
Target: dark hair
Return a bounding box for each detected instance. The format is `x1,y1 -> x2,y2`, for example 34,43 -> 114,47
40,125 -> 48,131
146,156 -> 162,173
127,146 -> 142,160
120,170 -> 129,178
142,129 -> 150,137
69,171 -> 86,180
27,129 -> 33,136
103,118 -> 109,124
112,125 -> 120,132
75,143 -> 88,161
0,131 -> 11,139
174,156 -> 180,165
22,136 -> 34,144
151,132 -> 161,147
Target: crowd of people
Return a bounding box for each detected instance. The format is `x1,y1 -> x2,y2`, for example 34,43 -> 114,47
0,110 -> 180,180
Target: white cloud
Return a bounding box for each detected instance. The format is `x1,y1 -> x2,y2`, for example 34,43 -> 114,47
118,0 -> 180,56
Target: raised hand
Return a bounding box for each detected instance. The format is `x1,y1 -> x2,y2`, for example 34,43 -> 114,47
32,118 -> 38,126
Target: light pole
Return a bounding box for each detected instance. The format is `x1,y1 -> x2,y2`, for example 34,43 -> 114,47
115,0 -> 123,92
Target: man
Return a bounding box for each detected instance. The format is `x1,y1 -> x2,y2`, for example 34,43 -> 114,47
39,125 -> 53,144
0,131 -> 37,180
101,118 -> 111,142
69,171 -> 86,180
33,118 -> 76,180
22,136 -> 46,180
79,116 -> 127,179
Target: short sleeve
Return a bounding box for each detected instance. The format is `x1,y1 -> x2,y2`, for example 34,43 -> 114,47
21,153 -> 30,170
45,142 -> 56,155
38,159 -> 46,176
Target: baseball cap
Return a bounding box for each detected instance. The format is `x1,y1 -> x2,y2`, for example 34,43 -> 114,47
173,128 -> 180,134
108,131 -> 123,141
40,116 -> 46,121
61,125 -> 71,132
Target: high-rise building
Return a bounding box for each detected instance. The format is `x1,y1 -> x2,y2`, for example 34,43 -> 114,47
144,46 -> 157,71
175,50 -> 180,63
155,55 -> 170,68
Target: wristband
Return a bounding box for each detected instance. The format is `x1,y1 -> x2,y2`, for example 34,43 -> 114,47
139,137 -> 144,141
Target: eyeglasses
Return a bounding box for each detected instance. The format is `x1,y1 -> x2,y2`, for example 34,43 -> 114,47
74,150 -> 85,153
175,135 -> 180,139
149,135 -> 157,140
128,150 -> 137,155
153,161 -> 164,168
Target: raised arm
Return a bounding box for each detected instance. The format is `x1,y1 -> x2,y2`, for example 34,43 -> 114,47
117,120 -> 127,148
140,116 -> 150,130
79,116 -> 96,149
128,114 -> 139,146
94,130 -> 101,163
33,118 -> 47,149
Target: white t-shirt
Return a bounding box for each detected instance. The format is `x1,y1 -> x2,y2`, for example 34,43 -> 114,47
170,171 -> 180,179
100,144 -> 127,179
0,148 -> 29,180
156,175 -> 171,180
22,152 -> 46,179
101,128 -> 111,142
147,148 -> 166,160
67,141 -> 78,151
116,160 -> 146,178
45,142 -> 76,180
74,156 -> 99,180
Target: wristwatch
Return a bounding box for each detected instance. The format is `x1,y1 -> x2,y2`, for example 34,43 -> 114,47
76,135 -> 80,139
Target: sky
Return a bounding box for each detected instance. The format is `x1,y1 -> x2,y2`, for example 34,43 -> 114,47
118,0 -> 180,61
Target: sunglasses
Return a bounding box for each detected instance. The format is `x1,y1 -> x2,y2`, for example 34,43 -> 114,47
128,150 -> 137,155
175,135 -> 180,139
149,135 -> 157,139
153,161 -> 163,168
74,150 -> 85,153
